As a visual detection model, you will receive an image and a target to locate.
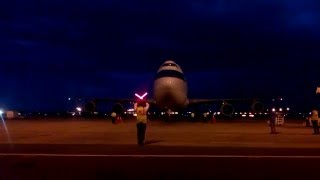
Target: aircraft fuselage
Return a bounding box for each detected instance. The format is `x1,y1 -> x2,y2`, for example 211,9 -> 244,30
153,60 -> 189,110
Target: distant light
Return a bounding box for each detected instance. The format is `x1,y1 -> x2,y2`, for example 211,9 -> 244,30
272,108 -> 276,112
286,107 -> 290,111
0,110 -> 3,115
242,114 -> 247,117
280,98 -> 283,101
279,108 -> 283,112
76,107 -> 82,112
249,114 -> 254,117
68,98 -> 71,101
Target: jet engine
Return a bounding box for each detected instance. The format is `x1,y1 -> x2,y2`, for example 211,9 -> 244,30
112,103 -> 123,114
85,101 -> 96,112
251,101 -> 264,113
220,103 -> 234,116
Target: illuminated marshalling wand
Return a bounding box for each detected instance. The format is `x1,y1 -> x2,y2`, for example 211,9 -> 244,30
135,92 -> 148,100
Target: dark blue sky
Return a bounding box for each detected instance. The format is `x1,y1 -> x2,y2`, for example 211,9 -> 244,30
0,0 -> 319,111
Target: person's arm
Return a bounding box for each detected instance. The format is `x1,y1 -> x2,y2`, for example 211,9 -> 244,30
134,103 -> 137,111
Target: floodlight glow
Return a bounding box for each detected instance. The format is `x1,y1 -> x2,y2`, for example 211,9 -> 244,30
279,108 -> 283,111
0,110 -> 3,115
76,107 -> 82,112
272,108 -> 276,112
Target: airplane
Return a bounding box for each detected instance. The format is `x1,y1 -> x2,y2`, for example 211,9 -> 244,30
81,60 -> 264,117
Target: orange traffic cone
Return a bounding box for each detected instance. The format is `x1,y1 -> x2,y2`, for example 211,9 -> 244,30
211,116 -> 216,123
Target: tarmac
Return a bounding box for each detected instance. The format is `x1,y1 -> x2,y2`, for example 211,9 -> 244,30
0,117 -> 318,148
1,118 -> 320,179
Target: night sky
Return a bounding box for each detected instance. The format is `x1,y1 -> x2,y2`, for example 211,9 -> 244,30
0,0 -> 319,112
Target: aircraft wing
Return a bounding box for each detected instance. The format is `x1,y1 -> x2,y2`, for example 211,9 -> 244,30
188,98 -> 264,116
72,97 -> 156,112
188,98 -> 258,104
85,97 -> 155,104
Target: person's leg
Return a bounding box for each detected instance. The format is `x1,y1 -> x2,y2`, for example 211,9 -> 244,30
141,123 -> 147,143
270,121 -> 275,133
311,120 -> 317,134
316,121 -> 320,134
137,123 -> 143,145
271,124 -> 275,133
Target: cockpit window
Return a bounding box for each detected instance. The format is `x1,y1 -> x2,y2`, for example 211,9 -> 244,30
162,63 -> 177,67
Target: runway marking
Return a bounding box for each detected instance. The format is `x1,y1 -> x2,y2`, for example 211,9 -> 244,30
0,153 -> 320,158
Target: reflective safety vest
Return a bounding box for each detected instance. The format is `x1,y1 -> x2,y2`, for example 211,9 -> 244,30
136,106 -> 147,124
311,110 -> 319,121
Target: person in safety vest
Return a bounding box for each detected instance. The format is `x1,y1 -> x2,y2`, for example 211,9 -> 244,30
311,107 -> 319,135
134,99 -> 150,146
269,110 -> 278,134
111,112 -> 117,124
